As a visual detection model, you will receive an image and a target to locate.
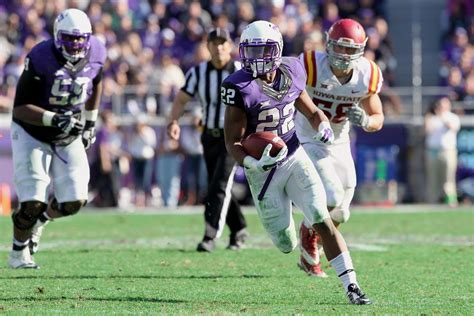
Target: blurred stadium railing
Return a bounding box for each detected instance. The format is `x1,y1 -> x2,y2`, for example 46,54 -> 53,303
1,83 -> 473,207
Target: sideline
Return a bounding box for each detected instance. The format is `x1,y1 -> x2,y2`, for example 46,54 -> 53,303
79,204 -> 473,215
0,236 -> 392,252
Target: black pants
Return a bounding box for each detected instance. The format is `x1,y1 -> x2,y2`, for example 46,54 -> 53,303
201,132 -> 247,240
90,159 -> 120,207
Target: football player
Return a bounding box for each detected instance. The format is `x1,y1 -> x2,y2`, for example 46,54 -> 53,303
222,20 -> 371,305
295,19 -> 384,277
8,8 -> 106,269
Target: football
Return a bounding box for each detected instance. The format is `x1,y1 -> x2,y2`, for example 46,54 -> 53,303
241,131 -> 286,159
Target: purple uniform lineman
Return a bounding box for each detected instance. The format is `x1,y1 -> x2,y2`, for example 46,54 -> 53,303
13,35 -> 105,145
9,9 -> 105,269
223,20 -> 372,305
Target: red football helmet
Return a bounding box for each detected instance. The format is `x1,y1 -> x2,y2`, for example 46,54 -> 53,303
326,19 -> 367,70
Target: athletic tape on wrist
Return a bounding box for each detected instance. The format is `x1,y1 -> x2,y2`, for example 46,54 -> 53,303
85,109 -> 99,122
42,111 -> 56,126
363,116 -> 372,131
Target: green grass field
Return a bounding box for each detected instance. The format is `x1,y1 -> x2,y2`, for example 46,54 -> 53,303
0,205 -> 473,314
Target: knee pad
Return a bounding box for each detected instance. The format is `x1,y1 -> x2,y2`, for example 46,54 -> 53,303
52,198 -> 86,217
330,207 -> 351,224
272,227 -> 298,254
12,201 -> 47,230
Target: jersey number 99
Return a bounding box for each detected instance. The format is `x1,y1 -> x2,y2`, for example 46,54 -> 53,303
49,77 -> 90,106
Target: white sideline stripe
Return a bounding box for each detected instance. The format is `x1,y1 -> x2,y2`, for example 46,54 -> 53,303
80,204 -> 474,215
0,238 -> 388,252
1,233 -> 472,252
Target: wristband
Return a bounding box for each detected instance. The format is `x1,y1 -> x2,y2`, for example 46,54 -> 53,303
42,111 -> 56,126
85,109 -> 99,122
362,116 -> 372,131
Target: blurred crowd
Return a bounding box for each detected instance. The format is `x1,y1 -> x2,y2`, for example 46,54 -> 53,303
1,0 -> 471,207
0,0 -> 397,116
439,0 -> 474,114
0,0 -> 399,207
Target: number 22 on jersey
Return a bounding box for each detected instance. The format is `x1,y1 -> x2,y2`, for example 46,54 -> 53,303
222,86 -> 295,135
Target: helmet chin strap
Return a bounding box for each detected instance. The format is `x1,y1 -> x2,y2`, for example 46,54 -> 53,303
250,62 -> 264,78
252,65 -> 257,78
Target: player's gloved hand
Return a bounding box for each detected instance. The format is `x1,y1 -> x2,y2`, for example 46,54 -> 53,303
51,111 -> 84,136
346,104 -> 370,129
243,144 -> 288,172
313,121 -> 334,144
82,120 -> 96,149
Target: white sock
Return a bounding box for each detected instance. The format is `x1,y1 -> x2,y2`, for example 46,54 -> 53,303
329,251 -> 358,290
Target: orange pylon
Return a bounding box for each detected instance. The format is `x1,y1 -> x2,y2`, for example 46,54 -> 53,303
0,183 -> 11,216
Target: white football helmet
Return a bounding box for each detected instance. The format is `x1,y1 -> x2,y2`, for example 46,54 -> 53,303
53,8 -> 92,62
239,20 -> 283,77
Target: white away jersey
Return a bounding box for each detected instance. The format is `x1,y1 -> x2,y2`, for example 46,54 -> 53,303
295,51 -> 383,144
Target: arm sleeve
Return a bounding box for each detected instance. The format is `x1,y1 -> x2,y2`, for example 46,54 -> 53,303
13,56 -> 42,107
221,82 -> 245,110
180,66 -> 198,97
93,68 -> 103,85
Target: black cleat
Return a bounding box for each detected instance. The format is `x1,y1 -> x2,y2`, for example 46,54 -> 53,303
29,241 -> 38,255
346,283 -> 372,305
227,229 -> 249,250
196,239 -> 215,252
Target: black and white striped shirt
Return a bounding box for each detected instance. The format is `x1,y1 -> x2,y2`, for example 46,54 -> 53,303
181,60 -> 239,130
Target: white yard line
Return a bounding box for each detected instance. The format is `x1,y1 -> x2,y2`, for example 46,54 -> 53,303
1,234 -> 472,252
80,204 -> 474,215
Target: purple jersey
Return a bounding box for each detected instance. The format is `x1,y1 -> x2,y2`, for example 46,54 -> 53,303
13,35 -> 106,145
222,57 -> 307,156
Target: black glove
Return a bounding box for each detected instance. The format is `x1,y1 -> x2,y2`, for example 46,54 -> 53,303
51,111 -> 84,136
82,120 -> 96,149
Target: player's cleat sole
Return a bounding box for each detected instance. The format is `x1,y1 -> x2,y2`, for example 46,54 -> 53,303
346,283 -> 372,305
10,262 -> 40,269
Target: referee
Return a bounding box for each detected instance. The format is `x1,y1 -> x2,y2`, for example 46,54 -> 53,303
167,28 -> 248,252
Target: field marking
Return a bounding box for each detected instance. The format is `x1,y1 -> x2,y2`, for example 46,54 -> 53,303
1,233 -> 472,253
0,239 -> 388,252
80,204 -> 474,215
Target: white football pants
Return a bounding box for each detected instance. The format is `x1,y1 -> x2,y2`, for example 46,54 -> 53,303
11,122 -> 89,203
302,141 -> 356,223
244,146 -> 329,253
